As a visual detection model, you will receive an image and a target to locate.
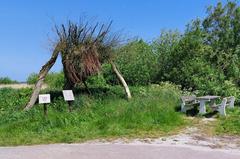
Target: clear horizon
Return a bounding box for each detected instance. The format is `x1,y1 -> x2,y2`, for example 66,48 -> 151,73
0,0 -> 228,81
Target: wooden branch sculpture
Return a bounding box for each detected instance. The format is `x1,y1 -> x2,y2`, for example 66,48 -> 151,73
24,20 -> 131,111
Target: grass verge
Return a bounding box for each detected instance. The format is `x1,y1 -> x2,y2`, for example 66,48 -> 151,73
215,108 -> 240,136
0,84 -> 186,146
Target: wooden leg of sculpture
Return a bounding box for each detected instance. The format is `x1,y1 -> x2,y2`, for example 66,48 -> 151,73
24,48 -> 59,111
110,61 -> 132,100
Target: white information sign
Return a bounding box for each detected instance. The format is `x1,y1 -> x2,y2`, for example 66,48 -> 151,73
62,90 -> 75,101
39,94 -> 51,104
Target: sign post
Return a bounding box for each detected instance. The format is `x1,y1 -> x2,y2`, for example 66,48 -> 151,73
62,90 -> 75,112
39,94 -> 51,116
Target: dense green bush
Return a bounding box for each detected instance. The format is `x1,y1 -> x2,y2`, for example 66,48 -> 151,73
27,72 -> 65,89
0,88 -> 32,113
45,72 -> 65,89
86,73 -> 108,87
27,73 -> 38,84
151,2 -> 240,102
26,73 -> 38,84
0,77 -> 18,84
202,1 -> 240,81
151,30 -> 181,82
115,40 -> 158,85
101,63 -> 119,85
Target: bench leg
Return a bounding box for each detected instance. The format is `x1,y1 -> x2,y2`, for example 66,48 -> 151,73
181,103 -> 186,113
229,97 -> 235,108
229,104 -> 234,108
199,100 -> 206,114
218,105 -> 226,116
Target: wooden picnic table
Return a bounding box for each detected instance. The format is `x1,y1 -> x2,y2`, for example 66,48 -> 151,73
196,95 -> 220,114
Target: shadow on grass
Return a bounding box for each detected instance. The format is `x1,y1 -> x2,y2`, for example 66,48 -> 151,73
203,111 -> 218,118
44,86 -> 116,101
176,106 -> 218,118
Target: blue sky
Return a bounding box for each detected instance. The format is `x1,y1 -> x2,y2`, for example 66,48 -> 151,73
0,0 -> 227,81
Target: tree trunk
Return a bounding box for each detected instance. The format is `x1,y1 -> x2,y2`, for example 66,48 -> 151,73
24,48 -> 60,111
110,61 -> 132,100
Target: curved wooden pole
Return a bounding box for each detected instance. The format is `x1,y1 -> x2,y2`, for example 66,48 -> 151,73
24,48 -> 60,111
110,61 -> 132,100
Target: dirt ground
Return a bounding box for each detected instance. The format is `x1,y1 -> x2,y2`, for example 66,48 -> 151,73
87,117 -> 240,151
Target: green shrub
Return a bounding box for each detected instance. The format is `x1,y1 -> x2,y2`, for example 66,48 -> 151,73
45,72 -> 65,89
115,40 -> 158,85
0,88 -> 32,113
101,63 -> 119,85
185,61 -> 240,104
27,73 -> 38,84
152,23 -> 240,102
180,59 -> 224,92
86,73 -> 108,87
27,72 -> 65,89
0,77 -> 18,84
151,30 -> 181,82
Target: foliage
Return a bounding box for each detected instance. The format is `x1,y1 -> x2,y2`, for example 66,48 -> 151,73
151,30 -> 181,81
101,63 -> 118,85
27,73 -> 38,84
0,88 -> 32,113
0,84 -> 185,146
85,73 -> 108,87
203,1 -> 240,79
45,72 -> 65,89
27,72 -> 65,89
115,40 -> 158,85
0,77 -> 18,84
151,1 -> 240,102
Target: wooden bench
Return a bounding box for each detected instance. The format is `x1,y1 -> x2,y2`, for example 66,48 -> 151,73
211,96 -> 235,116
181,95 -> 200,113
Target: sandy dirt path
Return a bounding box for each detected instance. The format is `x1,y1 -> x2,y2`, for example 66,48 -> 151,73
0,84 -> 48,89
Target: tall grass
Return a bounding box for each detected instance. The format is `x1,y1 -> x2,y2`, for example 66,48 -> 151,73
0,83 -> 186,146
215,108 -> 240,135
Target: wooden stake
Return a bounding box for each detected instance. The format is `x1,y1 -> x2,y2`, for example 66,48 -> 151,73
43,104 -> 48,116
68,101 -> 73,112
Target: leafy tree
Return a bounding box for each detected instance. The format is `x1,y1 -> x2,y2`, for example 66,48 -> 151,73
116,40 -> 158,85
152,1 -> 240,103
202,1 -> 240,81
151,30 -> 181,81
152,24 -> 212,87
